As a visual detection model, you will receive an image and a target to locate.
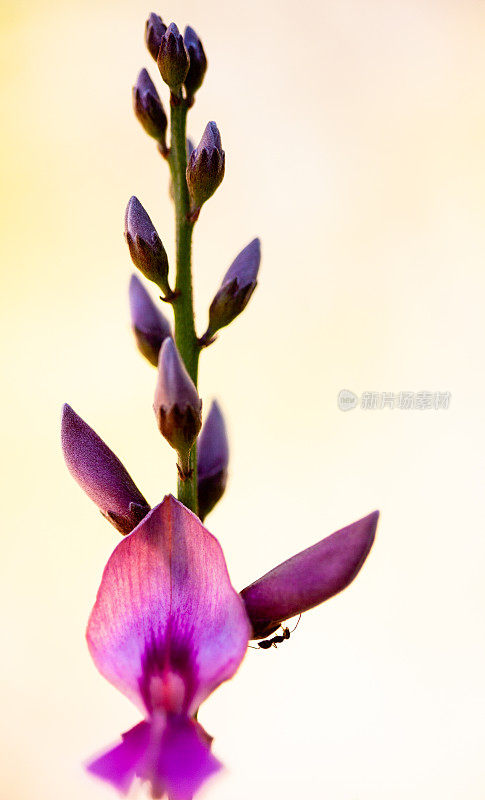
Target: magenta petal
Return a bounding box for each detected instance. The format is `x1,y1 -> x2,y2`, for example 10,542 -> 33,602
241,511 -> 379,638
154,716 -> 221,800
87,721 -> 150,795
87,495 -> 251,715
61,404 -> 150,534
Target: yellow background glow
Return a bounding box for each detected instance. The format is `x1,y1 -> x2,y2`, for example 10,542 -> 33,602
1,1 -> 484,798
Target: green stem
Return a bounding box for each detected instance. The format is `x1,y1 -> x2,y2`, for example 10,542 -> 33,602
168,98 -> 200,514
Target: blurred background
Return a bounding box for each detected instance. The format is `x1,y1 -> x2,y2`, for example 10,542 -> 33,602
1,0 -> 485,797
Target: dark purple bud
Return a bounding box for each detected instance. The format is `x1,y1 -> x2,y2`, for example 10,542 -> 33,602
183,26 -> 207,100
240,511 -> 379,639
186,122 -> 225,214
132,69 -> 168,144
153,338 -> 202,472
197,401 -> 229,521
61,404 -> 150,535
125,196 -> 171,294
129,275 -> 171,366
157,22 -> 189,94
204,239 -> 260,340
145,13 -> 167,61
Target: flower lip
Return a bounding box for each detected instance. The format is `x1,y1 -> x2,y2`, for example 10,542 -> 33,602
241,510 -> 379,639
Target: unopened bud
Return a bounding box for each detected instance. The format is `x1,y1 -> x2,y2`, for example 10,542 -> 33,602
183,26 -> 207,100
186,122 -> 225,215
145,13 -> 167,60
132,69 -> 168,145
61,404 -> 150,535
125,196 -> 171,295
157,22 -> 189,94
204,238 -> 260,340
154,338 -> 202,473
197,401 -> 229,521
129,275 -> 171,366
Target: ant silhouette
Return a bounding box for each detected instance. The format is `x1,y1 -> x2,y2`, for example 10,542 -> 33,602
249,614 -> 301,650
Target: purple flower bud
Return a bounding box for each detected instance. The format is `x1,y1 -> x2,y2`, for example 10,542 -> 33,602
204,239 -> 260,340
132,69 -> 168,144
61,404 -> 150,535
183,26 -> 207,100
186,122 -> 225,214
153,338 -> 202,471
125,196 -> 170,294
197,401 -> 229,521
157,22 -> 189,94
129,275 -> 171,366
145,13 -> 167,61
240,511 -> 379,639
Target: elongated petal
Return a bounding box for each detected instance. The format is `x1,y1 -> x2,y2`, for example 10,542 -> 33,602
61,404 -> 150,534
87,495 -> 251,716
241,511 -> 379,638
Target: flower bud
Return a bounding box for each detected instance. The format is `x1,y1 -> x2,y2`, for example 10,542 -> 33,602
183,26 -> 207,100
197,401 -> 229,521
132,69 -> 168,145
204,238 -> 260,340
186,122 -> 225,214
145,13 -> 167,61
61,404 -> 150,535
157,22 -> 189,94
125,196 -> 171,294
154,338 -> 202,472
241,511 -> 379,639
129,275 -> 171,366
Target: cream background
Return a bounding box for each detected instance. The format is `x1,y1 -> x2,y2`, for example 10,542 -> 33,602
1,1 -> 484,798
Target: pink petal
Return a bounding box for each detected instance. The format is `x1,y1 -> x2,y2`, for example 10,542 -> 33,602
87,495 -> 251,716
241,511 -> 379,638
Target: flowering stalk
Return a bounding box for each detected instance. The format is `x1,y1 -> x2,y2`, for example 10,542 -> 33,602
167,99 -> 199,512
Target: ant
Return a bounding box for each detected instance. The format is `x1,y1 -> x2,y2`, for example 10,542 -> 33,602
249,614 -> 301,650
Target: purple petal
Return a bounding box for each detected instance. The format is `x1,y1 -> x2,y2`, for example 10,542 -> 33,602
153,714 -> 220,800
87,716 -> 220,800
240,511 -> 379,638
61,404 -> 150,534
86,495 -> 251,716
87,721 -> 150,795
129,275 -> 171,366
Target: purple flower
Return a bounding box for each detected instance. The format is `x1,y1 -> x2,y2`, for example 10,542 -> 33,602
61,404 -> 150,534
145,13 -> 167,61
154,338 -> 202,475
183,26 -> 207,100
241,511 -> 379,638
203,238 -> 260,342
157,22 -> 190,94
186,122 -> 225,216
129,274 -> 171,366
132,69 -> 168,144
197,401 -> 229,521
86,495 -> 251,798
